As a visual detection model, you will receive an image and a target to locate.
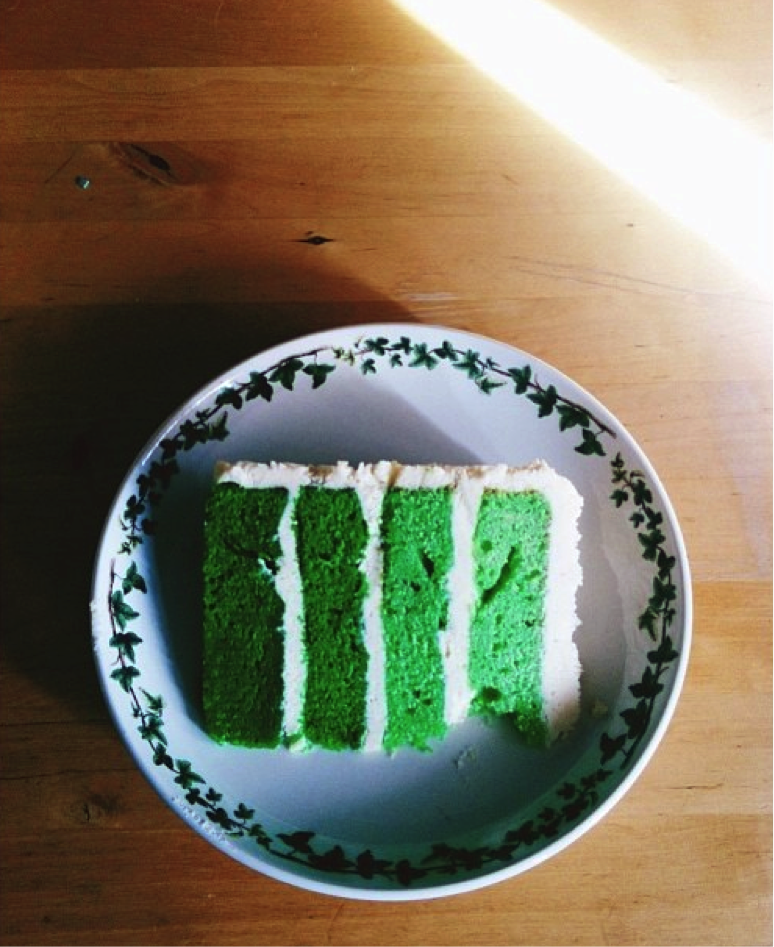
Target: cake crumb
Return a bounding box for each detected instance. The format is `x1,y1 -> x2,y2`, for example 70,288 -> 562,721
454,746 -> 478,770
590,699 -> 609,719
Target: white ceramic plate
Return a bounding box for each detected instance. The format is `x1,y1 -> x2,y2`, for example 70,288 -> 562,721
91,324 -> 691,900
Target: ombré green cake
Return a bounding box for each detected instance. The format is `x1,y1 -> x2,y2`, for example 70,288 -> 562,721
202,461 -> 583,752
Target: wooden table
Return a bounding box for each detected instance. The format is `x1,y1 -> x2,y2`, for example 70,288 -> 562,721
1,1 -> 770,943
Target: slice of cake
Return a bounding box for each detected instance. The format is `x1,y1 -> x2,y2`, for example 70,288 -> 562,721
202,461 -> 583,752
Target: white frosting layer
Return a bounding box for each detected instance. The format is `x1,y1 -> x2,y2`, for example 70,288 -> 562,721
213,460 -> 583,747
352,462 -> 393,751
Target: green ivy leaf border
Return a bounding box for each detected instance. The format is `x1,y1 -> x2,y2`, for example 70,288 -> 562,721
106,333 -> 682,887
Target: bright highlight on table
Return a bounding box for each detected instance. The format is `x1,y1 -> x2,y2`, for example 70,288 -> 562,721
396,0 -> 772,290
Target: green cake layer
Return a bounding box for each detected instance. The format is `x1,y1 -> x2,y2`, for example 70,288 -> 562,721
469,491 -> 552,744
380,487 -> 453,752
294,486 -> 369,750
202,461 -> 583,752
202,483 -> 289,746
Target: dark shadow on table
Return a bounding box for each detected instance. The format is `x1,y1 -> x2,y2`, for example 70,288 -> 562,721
0,259 -> 420,722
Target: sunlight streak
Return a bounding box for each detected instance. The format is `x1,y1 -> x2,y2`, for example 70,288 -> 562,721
397,0 -> 772,289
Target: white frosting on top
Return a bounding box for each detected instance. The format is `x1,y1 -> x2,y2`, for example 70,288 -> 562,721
213,460 -> 583,747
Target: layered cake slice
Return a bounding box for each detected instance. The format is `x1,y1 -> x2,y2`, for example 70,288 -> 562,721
202,461 -> 583,752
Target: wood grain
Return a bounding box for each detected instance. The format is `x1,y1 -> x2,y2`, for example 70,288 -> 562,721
1,0 -> 770,943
